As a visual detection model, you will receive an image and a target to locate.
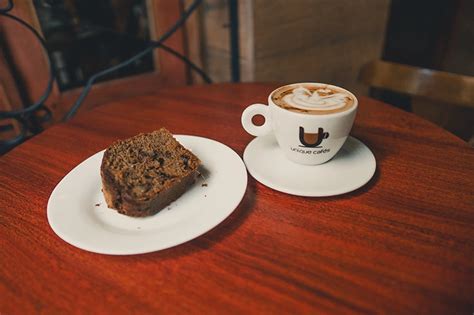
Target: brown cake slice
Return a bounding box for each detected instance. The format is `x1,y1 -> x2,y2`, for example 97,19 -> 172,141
100,128 -> 201,217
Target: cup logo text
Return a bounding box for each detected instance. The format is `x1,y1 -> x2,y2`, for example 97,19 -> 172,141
299,127 -> 329,148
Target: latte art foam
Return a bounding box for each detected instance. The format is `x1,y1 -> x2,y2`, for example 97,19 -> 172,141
286,87 -> 348,111
272,84 -> 355,115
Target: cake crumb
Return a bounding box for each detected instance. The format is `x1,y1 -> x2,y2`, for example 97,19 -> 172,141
95,203 -> 101,207
201,183 -> 208,187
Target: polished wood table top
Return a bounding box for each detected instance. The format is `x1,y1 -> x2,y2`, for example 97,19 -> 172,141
1,83 -> 473,314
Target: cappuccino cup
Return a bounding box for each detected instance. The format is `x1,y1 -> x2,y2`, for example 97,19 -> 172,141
241,83 -> 358,165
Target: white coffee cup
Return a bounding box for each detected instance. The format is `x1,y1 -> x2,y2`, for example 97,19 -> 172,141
241,83 -> 358,165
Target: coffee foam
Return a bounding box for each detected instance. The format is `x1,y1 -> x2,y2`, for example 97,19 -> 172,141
284,87 -> 348,111
272,84 -> 355,115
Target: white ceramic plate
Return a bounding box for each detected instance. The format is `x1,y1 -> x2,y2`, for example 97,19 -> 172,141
243,135 -> 376,197
47,136 -> 247,255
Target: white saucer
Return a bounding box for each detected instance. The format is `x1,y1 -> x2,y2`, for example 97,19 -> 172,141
243,135 -> 376,197
47,136 -> 247,255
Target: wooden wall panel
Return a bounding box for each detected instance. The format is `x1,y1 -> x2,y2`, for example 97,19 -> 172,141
194,0 -> 390,96
251,0 -> 390,95
184,0 -> 206,84
238,0 -> 255,82
200,0 -> 232,82
185,0 -> 254,83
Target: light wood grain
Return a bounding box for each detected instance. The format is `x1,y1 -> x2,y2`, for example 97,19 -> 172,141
250,0 -> 390,95
238,0 -> 255,82
188,0 -> 254,83
194,0 -> 390,94
0,83 -> 473,315
200,0 -> 232,82
184,0 -> 206,84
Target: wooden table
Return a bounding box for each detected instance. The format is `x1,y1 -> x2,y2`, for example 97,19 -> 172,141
1,83 -> 473,314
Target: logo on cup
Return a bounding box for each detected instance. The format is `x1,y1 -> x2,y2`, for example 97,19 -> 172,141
299,127 -> 329,148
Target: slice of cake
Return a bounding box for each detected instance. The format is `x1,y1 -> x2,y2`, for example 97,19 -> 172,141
100,128 -> 200,217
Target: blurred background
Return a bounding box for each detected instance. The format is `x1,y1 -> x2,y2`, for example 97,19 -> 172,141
0,0 -> 473,152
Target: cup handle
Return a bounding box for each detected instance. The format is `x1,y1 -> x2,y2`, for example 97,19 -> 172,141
241,104 -> 272,137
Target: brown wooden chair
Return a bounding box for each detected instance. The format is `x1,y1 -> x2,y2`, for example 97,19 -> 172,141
359,60 -> 474,142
